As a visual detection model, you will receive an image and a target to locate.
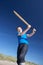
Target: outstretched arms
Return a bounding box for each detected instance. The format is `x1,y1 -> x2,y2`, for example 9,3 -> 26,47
27,28 -> 36,37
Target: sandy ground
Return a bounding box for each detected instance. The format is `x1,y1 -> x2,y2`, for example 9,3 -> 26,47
0,60 -> 17,65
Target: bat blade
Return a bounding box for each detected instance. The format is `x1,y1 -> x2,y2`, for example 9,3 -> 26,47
13,10 -> 30,26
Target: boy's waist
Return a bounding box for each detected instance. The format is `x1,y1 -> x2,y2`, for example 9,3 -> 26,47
19,42 -> 28,45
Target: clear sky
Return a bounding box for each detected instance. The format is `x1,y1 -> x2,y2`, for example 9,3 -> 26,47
0,0 -> 43,65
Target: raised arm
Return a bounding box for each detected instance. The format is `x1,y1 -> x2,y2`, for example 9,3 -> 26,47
20,25 -> 31,35
27,28 -> 36,37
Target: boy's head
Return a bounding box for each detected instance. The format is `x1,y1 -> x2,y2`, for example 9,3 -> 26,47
17,27 -> 23,33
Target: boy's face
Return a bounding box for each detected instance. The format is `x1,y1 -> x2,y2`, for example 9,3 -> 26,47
17,27 -> 22,33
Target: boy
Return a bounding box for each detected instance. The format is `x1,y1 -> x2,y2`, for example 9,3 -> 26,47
17,25 -> 36,65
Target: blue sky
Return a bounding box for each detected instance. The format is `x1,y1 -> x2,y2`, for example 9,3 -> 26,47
0,0 -> 43,65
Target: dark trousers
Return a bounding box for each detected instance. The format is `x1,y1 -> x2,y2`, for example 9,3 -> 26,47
17,43 -> 28,65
